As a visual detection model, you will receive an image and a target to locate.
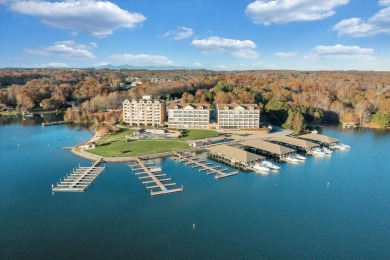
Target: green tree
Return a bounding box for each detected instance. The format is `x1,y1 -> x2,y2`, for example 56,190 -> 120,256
372,112 -> 390,129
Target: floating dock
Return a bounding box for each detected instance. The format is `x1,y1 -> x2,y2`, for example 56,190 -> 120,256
52,158 -> 105,192
130,157 -> 183,196
174,152 -> 238,180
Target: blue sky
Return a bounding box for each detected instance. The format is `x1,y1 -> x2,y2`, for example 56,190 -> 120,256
1,0 -> 389,70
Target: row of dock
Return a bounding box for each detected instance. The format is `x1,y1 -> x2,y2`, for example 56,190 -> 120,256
174,152 -> 238,180
42,121 -> 71,127
130,157 -> 183,196
52,158 -> 105,192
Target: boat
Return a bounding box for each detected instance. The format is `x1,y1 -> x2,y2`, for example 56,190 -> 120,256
253,163 -> 270,173
261,160 -> 280,170
149,166 -> 162,172
294,154 -> 306,160
285,155 -> 300,163
339,143 -> 350,150
322,147 -> 332,154
312,148 -> 326,156
22,112 -> 34,117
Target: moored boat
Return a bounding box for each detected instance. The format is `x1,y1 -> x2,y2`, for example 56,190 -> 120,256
312,148 -> 326,156
253,163 -> 271,173
322,147 -> 332,154
285,155 -> 300,163
261,160 -> 280,170
149,166 -> 162,172
294,154 -> 306,160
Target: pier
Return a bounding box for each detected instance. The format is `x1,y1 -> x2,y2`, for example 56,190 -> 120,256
52,158 -> 105,192
174,152 -> 238,180
130,157 -> 183,196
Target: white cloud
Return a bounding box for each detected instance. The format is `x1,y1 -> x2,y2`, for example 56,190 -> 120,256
34,62 -> 69,68
26,41 -> 96,59
305,44 -> 375,59
191,36 -> 259,58
274,51 -> 298,58
245,0 -> 349,25
109,54 -> 174,65
163,26 -> 193,40
193,62 -> 202,67
333,1 -> 390,37
9,0 -> 146,37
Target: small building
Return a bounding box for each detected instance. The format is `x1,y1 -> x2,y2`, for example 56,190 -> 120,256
79,142 -> 95,150
216,104 -> 260,129
208,144 -> 264,167
168,103 -> 210,128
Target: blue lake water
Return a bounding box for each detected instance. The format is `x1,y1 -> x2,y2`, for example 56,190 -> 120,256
1,118 -> 389,259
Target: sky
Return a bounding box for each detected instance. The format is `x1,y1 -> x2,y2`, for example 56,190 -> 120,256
0,0 -> 389,71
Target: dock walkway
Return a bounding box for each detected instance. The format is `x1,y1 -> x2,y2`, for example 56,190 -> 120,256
130,157 -> 183,196
174,152 -> 238,180
52,158 -> 105,192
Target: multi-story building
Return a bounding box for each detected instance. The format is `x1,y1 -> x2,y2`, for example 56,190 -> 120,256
216,104 -> 260,129
168,103 -> 210,128
123,96 -> 166,127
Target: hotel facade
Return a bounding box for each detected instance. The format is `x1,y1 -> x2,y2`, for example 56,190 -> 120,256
216,104 -> 260,129
167,103 -> 210,128
122,96 -> 166,127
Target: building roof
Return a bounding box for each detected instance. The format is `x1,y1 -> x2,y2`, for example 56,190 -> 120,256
167,103 -> 210,110
208,144 -> 264,163
298,133 -> 339,144
268,136 -> 319,150
241,139 -> 295,155
216,103 -> 259,111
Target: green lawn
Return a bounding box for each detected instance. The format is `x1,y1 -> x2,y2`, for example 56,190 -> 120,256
89,139 -> 189,157
88,128 -> 219,157
180,129 -> 220,140
99,129 -> 136,144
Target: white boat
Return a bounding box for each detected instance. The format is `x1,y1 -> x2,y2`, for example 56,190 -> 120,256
285,155 -> 300,163
322,147 -> 332,154
22,112 -> 34,117
261,160 -> 280,170
339,143 -> 350,150
294,154 -> 306,160
149,166 -> 162,172
253,163 -> 270,173
312,148 -> 326,156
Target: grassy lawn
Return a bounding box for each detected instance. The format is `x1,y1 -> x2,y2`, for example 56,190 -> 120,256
89,139 -> 189,157
88,128 -> 219,157
99,129 -> 136,144
180,129 -> 220,140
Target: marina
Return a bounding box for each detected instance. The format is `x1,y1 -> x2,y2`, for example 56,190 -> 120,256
268,135 -> 319,154
298,133 -> 339,146
52,158 -> 105,192
174,152 -> 238,179
241,139 -> 296,161
130,157 -> 183,196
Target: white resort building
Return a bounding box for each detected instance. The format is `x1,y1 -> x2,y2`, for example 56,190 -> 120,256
216,104 -> 260,129
123,96 -> 166,127
167,103 -> 210,128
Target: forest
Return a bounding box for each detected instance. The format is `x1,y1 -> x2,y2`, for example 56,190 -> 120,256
0,68 -> 389,131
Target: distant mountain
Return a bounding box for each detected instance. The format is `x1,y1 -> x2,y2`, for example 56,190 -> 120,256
95,64 -> 196,70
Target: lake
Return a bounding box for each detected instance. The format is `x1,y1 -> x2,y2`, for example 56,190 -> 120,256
1,117 -> 389,259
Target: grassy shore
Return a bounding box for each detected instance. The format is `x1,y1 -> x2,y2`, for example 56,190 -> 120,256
88,128 -> 220,157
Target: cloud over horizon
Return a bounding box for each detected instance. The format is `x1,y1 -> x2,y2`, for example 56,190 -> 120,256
305,44 -> 375,59
25,41 -> 97,59
109,54 -> 174,66
9,0 -> 146,37
191,36 -> 259,58
246,0 -> 349,25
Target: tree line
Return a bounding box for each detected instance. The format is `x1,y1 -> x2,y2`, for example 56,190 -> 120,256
0,69 -> 389,130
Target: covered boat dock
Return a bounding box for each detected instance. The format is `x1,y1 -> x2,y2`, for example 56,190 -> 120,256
241,139 -> 296,160
298,133 -> 339,146
268,136 -> 319,153
207,144 -> 265,168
